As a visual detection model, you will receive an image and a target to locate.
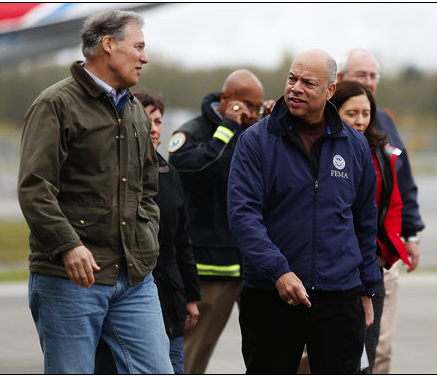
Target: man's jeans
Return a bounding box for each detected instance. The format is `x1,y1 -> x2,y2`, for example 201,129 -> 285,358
94,332 -> 185,374
28,264 -> 174,374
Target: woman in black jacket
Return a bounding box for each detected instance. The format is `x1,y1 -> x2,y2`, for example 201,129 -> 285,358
95,92 -> 200,374
136,91 -> 201,374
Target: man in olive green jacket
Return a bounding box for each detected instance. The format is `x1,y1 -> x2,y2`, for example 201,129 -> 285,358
17,10 -> 173,374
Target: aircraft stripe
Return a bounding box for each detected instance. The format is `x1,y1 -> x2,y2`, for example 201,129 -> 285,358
37,3 -> 77,24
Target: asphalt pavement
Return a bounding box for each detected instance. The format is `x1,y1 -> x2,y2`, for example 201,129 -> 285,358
1,272 -> 436,374
1,175 -> 436,374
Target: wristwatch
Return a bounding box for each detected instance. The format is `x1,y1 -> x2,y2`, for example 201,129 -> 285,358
405,235 -> 420,243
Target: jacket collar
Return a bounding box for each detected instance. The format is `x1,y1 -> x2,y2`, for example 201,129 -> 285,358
201,92 -> 223,127
70,61 -> 134,101
267,96 -> 345,138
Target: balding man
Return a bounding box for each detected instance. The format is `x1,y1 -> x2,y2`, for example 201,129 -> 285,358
337,49 -> 425,374
228,50 -> 381,374
168,69 -> 274,374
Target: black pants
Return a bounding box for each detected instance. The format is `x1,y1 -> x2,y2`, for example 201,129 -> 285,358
95,338 -> 117,374
362,276 -> 385,374
239,285 -> 365,374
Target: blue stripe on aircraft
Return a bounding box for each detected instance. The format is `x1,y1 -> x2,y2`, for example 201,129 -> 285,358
37,3 -> 77,24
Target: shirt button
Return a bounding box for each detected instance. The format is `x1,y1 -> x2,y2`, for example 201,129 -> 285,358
120,135 -> 125,139
115,264 -> 119,269
121,177 -> 127,182
121,221 -> 126,226
128,263 -> 133,268
79,220 -> 85,225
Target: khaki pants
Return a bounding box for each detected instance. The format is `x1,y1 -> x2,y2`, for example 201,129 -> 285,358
373,263 -> 399,374
297,347 -> 310,374
183,280 -> 242,374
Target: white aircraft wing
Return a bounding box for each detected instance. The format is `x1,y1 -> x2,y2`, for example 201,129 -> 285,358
0,3 -> 164,67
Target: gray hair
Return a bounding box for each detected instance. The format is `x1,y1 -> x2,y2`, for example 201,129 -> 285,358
327,58 -> 337,85
337,48 -> 380,75
81,10 -> 144,60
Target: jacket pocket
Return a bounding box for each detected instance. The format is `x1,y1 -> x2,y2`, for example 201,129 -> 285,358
61,204 -> 111,247
137,205 -> 149,223
63,206 -> 111,228
133,123 -> 145,170
135,206 -> 159,254
129,123 -> 144,182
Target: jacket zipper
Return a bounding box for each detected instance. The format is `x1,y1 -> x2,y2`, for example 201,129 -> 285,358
311,179 -> 318,290
284,125 -> 325,290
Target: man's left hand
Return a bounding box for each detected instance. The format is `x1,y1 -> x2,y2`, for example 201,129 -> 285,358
405,241 -> 420,272
361,296 -> 374,329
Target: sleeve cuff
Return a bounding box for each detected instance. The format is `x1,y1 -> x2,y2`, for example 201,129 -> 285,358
213,125 -> 235,144
271,266 -> 292,286
402,231 -> 418,239
363,283 -> 378,298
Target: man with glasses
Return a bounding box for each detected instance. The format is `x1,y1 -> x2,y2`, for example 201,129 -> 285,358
168,69 -> 274,374
337,48 -> 425,374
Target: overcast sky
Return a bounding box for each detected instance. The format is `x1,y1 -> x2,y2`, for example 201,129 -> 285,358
138,2 -> 437,74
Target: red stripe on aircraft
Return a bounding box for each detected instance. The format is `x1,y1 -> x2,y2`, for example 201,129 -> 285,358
0,3 -> 42,22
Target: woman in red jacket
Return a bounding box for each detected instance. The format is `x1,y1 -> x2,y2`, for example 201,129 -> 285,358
331,80 -> 411,373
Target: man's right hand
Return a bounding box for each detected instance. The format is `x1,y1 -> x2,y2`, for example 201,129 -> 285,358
222,100 -> 250,125
275,272 -> 311,308
62,245 -> 100,289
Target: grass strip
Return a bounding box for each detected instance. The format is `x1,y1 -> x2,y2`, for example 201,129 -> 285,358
0,269 -> 29,282
0,220 -> 29,262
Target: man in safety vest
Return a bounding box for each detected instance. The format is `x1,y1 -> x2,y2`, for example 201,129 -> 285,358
168,69 -> 274,374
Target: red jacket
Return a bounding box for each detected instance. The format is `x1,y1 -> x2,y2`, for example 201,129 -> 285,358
372,145 -> 411,269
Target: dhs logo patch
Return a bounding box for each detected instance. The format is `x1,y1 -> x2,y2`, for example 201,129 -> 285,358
167,132 -> 187,153
333,155 -> 345,170
331,155 -> 348,179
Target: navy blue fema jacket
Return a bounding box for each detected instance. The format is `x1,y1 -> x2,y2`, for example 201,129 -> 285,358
227,98 -> 381,295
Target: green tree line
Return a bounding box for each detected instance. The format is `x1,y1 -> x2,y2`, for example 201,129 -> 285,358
1,55 -> 436,130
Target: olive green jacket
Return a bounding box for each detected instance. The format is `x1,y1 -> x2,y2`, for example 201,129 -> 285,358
17,61 -> 160,285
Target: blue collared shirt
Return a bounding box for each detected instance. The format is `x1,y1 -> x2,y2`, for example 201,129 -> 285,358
211,101 -> 223,121
82,64 -> 129,106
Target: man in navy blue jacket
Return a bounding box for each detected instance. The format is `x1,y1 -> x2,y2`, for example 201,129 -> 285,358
228,49 -> 381,374
337,48 -> 425,374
